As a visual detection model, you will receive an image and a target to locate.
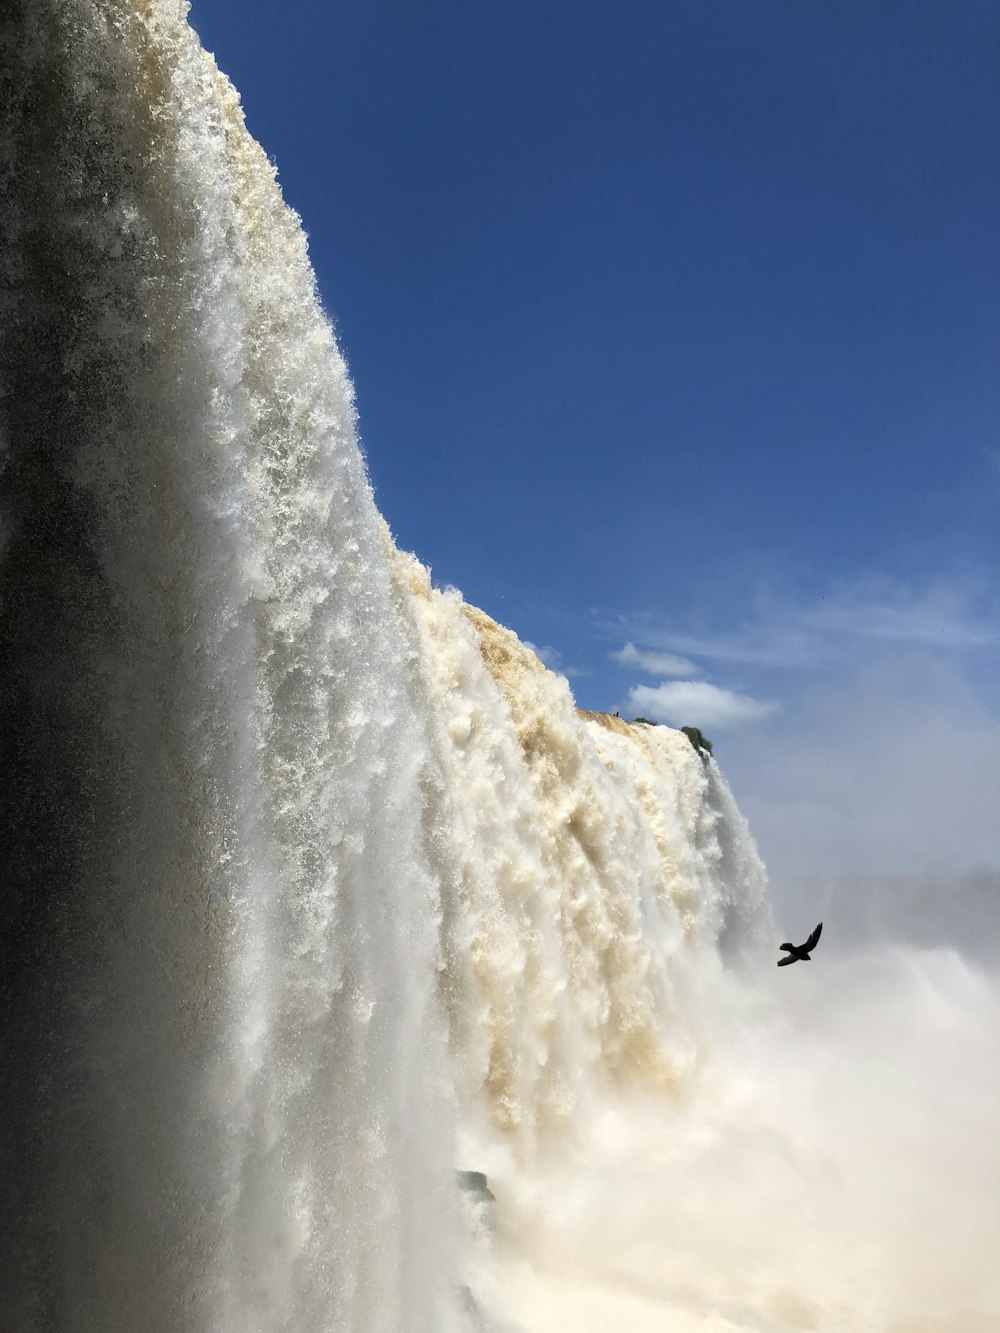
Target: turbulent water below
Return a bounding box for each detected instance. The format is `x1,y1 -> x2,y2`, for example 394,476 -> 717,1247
475,945 -> 1000,1332
2,3 -> 998,1331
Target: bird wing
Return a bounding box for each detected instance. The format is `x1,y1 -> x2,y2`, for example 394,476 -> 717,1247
803,921 -> 823,952
776,955 -> 797,966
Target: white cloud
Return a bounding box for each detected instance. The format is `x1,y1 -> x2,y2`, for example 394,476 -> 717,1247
627,680 -> 779,730
613,641 -> 696,677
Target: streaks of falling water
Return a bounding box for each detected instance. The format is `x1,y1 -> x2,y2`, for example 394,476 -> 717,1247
0,4 -> 770,1330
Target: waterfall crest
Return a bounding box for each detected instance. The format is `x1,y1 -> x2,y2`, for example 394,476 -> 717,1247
1,4 -> 769,1329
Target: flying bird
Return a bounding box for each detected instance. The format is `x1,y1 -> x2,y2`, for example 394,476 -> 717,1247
776,921 -> 822,967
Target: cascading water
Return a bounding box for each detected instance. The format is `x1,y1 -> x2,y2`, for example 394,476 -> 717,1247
2,3 -> 461,1327
0,3 -> 767,1327
393,556 -> 770,1158
5,4 -> 997,1333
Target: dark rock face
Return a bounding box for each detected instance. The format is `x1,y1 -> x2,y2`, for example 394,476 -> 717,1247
681,726 -> 713,759
456,1170 -> 496,1203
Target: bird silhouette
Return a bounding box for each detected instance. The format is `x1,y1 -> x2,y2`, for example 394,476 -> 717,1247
776,921 -> 822,966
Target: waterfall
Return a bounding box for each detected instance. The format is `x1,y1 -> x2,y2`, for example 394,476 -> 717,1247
1,3 -> 775,1330
394,555 -> 770,1158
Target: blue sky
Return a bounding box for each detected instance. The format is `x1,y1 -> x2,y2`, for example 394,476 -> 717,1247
190,0 -> 999,905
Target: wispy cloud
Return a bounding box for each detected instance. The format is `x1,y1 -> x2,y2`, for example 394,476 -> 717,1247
613,642 -> 696,677
658,627 -> 822,670
609,576 -> 1000,671
627,680 -> 779,730
800,578 -> 999,648
723,652 -> 1000,896
525,640 -> 586,678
